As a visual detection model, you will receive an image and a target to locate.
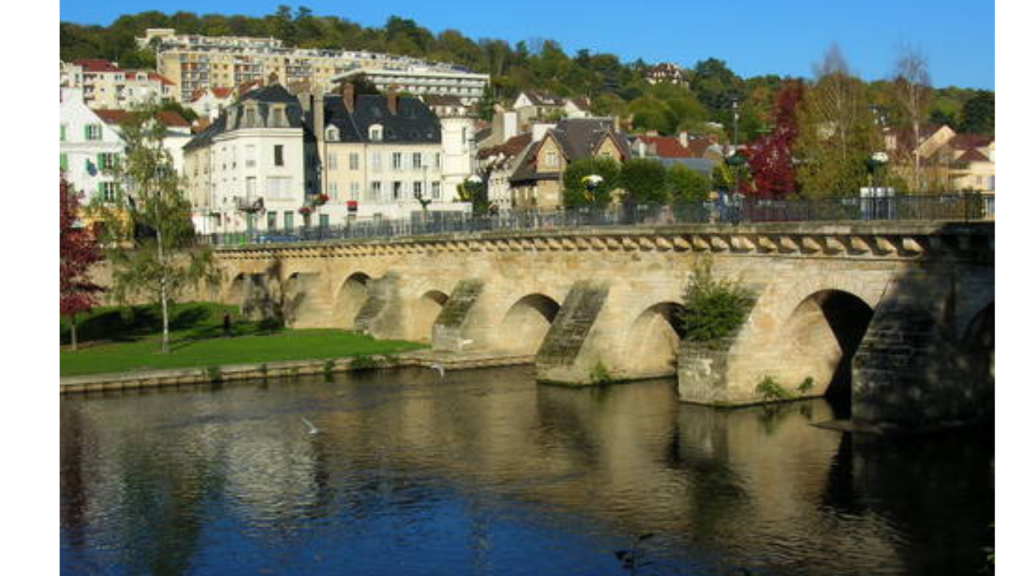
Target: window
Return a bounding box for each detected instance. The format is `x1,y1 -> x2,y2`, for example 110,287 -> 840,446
369,125 -> 383,141
246,177 -> 257,197
349,153 -> 359,170
371,181 -> 381,201
99,182 -> 117,202
392,181 -> 402,200
461,127 -> 467,144
85,124 -> 102,141
327,153 -> 338,170
371,153 -> 382,172
413,181 -> 423,198
283,211 -> 294,232
349,181 -> 360,200
328,182 -> 338,201
266,176 -> 292,199
243,106 -> 256,127
319,214 -> 329,228
267,211 -> 277,230
326,126 -> 340,141
431,181 -> 441,199
245,145 -> 256,167
274,145 -> 284,166
988,175 -> 995,191
392,152 -> 402,170
271,106 -> 285,128
97,153 -> 117,171
60,124 -> 66,142
412,153 -> 422,169
544,151 -> 558,167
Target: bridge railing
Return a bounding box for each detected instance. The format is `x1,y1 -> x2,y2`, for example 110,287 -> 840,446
198,193 -> 990,248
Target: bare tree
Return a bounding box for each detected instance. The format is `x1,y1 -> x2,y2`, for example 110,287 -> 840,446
810,43 -> 860,164
892,43 -> 932,192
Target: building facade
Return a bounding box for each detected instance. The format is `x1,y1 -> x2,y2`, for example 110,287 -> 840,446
60,88 -> 124,204
61,59 -> 176,109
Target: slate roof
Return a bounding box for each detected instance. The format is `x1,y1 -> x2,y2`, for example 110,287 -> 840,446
183,84 -> 304,150
322,93 -> 440,143
510,118 -> 630,184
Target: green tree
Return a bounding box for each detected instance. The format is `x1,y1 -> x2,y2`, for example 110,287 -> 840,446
93,104 -> 220,354
959,90 -> 995,135
456,177 -> 489,214
795,44 -> 881,197
619,158 -> 668,204
562,157 -> 621,208
666,164 -> 711,203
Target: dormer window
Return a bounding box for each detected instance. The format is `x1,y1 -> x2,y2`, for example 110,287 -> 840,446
270,105 -> 285,128
368,124 -> 383,142
326,126 -> 340,141
243,105 -> 256,128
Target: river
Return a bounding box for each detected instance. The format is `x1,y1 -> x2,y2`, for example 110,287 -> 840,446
60,366 -> 993,575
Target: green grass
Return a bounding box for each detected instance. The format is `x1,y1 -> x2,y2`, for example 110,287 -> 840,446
60,302 -> 423,377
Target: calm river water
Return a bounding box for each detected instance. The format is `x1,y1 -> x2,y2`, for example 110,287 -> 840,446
60,366 -> 993,576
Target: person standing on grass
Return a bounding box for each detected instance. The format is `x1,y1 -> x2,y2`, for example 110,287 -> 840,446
222,311 -> 232,338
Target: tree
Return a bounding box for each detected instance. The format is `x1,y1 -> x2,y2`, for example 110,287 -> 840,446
93,104 -> 219,354
619,158 -> 668,205
891,44 -> 932,191
60,177 -> 103,352
456,177 -> 489,215
747,81 -> 804,198
562,157 -> 620,208
665,164 -> 711,203
795,44 -> 881,197
690,58 -> 745,125
959,90 -> 995,136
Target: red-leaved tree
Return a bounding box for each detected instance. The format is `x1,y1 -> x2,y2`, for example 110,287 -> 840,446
60,177 -> 103,351
747,81 -> 804,199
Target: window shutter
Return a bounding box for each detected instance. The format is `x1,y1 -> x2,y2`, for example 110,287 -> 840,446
84,126 -> 88,139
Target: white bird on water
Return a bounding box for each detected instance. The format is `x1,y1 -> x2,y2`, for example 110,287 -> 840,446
429,363 -> 445,379
301,417 -> 320,435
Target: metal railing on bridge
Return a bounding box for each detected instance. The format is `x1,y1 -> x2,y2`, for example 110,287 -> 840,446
198,193 -> 992,248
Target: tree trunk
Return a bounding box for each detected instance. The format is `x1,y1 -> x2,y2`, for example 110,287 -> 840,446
157,228 -> 170,354
70,314 -> 78,352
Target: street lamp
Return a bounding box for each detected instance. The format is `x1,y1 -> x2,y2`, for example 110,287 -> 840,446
864,152 -> 890,219
725,153 -> 747,224
581,174 -> 603,205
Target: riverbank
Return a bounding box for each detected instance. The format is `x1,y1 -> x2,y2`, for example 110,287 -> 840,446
60,349 -> 535,394
60,302 -> 423,377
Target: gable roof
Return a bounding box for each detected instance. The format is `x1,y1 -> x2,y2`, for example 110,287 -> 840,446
636,135 -> 692,158
548,118 -> 629,161
954,148 -> 991,163
93,109 -> 191,128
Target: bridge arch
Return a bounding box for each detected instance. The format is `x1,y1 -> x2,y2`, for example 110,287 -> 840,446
623,302 -> 686,377
335,272 -> 372,329
498,293 -> 561,354
409,290 -> 449,343
778,289 -> 874,402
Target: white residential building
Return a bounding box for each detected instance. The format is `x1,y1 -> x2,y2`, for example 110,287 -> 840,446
183,84 -> 309,234
185,86 -> 235,120
60,88 -> 124,204
60,59 -> 176,109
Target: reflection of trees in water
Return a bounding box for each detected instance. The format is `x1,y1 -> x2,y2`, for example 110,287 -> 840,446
60,403 -> 89,554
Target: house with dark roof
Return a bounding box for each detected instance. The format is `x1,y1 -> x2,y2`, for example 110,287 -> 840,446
477,133 -> 533,211
511,91 -> 591,130
509,118 -> 630,209
182,84 -> 312,234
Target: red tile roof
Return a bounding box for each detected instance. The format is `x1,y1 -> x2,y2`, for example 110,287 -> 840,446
189,86 -> 233,102
637,135 -> 692,158
950,133 -> 994,150
93,109 -> 191,128
74,59 -> 122,73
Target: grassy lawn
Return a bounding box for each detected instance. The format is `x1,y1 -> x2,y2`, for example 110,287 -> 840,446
60,302 -> 424,377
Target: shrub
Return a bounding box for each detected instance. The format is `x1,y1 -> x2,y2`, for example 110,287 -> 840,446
350,354 -> 380,371
678,257 -> 754,342
798,377 -> 814,394
755,375 -> 792,401
589,360 -> 613,385
205,365 -> 223,384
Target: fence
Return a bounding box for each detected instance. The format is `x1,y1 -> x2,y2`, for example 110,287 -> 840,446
198,193 -> 991,248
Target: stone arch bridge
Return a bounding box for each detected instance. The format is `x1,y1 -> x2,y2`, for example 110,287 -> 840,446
212,221 -> 994,428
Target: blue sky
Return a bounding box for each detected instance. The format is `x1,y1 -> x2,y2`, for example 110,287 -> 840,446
59,0 -> 995,90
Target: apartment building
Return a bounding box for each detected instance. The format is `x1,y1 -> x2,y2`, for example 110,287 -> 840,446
311,84 -> 470,222
140,28 -> 489,104
183,84 -> 309,234
60,59 -> 176,109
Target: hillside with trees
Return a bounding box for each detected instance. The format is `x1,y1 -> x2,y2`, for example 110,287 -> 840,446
61,7 -> 993,144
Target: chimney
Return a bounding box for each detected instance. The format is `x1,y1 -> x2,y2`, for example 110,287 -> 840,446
313,92 -> 325,143
613,116 -> 620,133
387,88 -> 398,115
678,131 -> 688,147
343,82 -> 355,111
